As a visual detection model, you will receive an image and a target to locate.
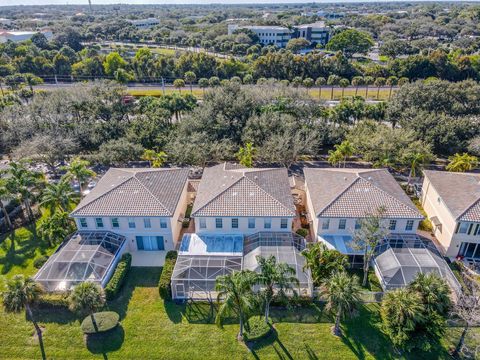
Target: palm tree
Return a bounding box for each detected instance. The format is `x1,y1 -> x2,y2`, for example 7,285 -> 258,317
302,243 -> 348,286
339,78 -> 350,99
256,255 -> 299,323
215,270 -> 257,341
69,282 -> 106,333
386,76 -> 398,100
303,78 -> 314,95
184,71 -> 196,94
173,79 -> 185,93
335,140 -> 354,168
364,76 -> 374,99
64,158 -> 96,197
38,211 -> 71,247
40,175 -> 75,213
315,77 -> 326,100
351,76 -> 364,97
236,143 -> 256,168
0,178 -> 13,230
402,150 -> 431,189
374,77 -> 386,99
142,149 -> 167,168
2,275 -> 46,360
409,272 -> 451,316
6,161 -> 43,223
327,75 -> 340,100
446,153 -> 478,172
322,271 -> 361,336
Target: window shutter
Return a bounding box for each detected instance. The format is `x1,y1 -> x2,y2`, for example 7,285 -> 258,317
136,236 -> 144,250
156,236 -> 164,251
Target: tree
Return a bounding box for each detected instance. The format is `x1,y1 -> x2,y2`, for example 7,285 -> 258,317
302,243 -> 348,286
142,149 -> 167,168
173,79 -> 185,93
350,206 -> 388,287
446,153 -> 478,172
95,138 -> 144,166
198,77 -> 209,95
351,76 -> 364,96
329,140 -> 354,168
6,161 -> 43,222
386,76 -> 398,100
327,29 -> 374,57
339,78 -> 350,98
184,71 -> 196,94
103,52 -> 127,77
256,255 -> 299,323
400,144 -> 433,188
38,211 -> 71,247
2,275 -> 46,360
303,78 -> 314,94
409,272 -> 451,317
23,73 -> 43,95
381,288 -> 425,350
63,158 -> 96,197
322,271 -> 361,336
315,77 -> 326,100
327,75 -> 340,100
236,143 -> 255,168
215,270 -> 257,341
40,175 -> 75,214
243,74 -> 254,85
286,38 -> 310,53
364,76 -> 374,99
291,76 -> 303,88
0,178 -> 13,230
69,282 -> 106,333
374,77 -> 386,99
209,76 -> 220,87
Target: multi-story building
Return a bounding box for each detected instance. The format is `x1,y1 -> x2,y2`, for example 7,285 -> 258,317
227,21 -> 330,48
422,170 -> 480,259
70,168 -> 190,266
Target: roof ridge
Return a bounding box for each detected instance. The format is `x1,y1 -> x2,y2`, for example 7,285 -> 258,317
242,175 -> 296,216
71,172 -> 133,215
133,173 -> 173,215
316,176 -> 359,216
191,176 -> 245,216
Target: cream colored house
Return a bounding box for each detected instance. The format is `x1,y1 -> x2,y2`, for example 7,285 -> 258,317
71,168 -> 190,266
304,168 -> 423,265
422,170 -> 480,258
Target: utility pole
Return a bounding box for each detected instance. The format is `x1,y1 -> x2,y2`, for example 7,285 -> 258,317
88,0 -> 92,13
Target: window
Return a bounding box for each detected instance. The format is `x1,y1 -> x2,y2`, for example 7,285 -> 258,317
338,219 -> 346,230
160,218 -> 168,229
95,218 -> 104,228
248,218 -> 255,229
215,218 -> 223,229
128,218 -> 136,229
143,218 -> 151,229
136,236 -> 164,251
231,218 -> 239,229
79,218 -> 88,228
389,220 -> 397,231
355,220 -> 362,230
264,218 -> 272,229
406,220 -> 414,231
458,222 -> 469,234
199,218 -> 206,229
280,218 -> 288,229
322,219 -> 330,230
110,218 -> 119,228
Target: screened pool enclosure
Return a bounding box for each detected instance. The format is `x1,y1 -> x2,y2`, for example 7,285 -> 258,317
34,231 -> 127,292
171,232 -> 313,300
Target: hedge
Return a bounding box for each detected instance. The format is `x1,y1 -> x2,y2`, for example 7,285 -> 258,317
159,250 -> 178,300
105,253 -> 132,301
81,311 -> 120,334
37,292 -> 70,309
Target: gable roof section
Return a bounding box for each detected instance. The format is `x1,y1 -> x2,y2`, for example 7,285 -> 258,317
423,170 -> 480,222
304,168 -> 422,219
71,168 -> 189,217
191,163 -> 295,217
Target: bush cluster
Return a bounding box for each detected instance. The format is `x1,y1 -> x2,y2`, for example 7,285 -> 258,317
244,317 -> 272,342
105,253 -> 132,301
37,292 -> 70,309
296,228 -> 308,238
33,255 -> 49,269
81,311 -> 120,334
159,250 -> 178,300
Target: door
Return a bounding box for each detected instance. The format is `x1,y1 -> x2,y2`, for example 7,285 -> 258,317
175,283 -> 185,299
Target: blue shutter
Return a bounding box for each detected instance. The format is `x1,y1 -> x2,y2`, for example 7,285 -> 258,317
156,236 -> 164,251
136,236 -> 144,250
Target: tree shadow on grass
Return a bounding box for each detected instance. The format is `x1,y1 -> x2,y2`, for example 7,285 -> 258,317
85,325 -> 125,357
249,327 -> 295,360
31,307 -> 78,325
269,302 -> 329,324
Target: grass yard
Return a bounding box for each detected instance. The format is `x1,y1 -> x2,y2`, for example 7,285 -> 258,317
0,266 -> 470,360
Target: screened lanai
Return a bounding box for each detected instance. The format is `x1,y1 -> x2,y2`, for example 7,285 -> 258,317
34,231 -> 127,292
373,234 -> 461,295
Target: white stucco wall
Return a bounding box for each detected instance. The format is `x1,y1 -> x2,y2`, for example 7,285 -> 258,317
193,216 -> 293,235
316,217 -> 420,237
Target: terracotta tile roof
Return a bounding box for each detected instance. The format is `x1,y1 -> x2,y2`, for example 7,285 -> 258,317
305,168 -> 422,219
71,168 -> 189,217
423,170 -> 480,222
191,163 -> 296,217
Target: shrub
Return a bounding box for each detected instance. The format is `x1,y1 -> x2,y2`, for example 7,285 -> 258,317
105,253 -> 131,301
159,250 -> 178,300
33,255 -> 49,269
37,292 -> 70,309
244,317 -> 272,342
296,228 -> 308,238
81,311 -> 120,334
